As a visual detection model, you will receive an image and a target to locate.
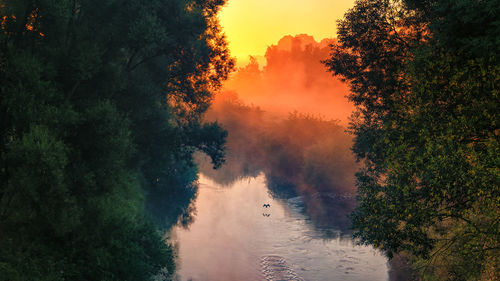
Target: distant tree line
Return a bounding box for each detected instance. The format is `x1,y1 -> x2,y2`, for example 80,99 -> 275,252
0,0 -> 232,280
324,0 -> 499,279
199,92 -> 359,233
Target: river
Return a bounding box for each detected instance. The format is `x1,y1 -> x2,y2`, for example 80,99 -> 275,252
170,174 -> 389,281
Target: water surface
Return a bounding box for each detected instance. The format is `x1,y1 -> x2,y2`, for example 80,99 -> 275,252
171,174 -> 389,281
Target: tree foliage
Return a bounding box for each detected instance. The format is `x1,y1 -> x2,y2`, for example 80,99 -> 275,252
0,0 -> 232,280
325,0 -> 499,279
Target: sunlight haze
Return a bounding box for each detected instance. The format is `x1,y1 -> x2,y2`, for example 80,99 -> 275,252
219,0 -> 356,64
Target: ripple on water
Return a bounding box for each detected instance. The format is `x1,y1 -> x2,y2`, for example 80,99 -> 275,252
174,174 -> 389,281
260,255 -> 305,281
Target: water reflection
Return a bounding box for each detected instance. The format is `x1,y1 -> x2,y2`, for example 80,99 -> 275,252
171,174 -> 388,281
146,181 -> 198,231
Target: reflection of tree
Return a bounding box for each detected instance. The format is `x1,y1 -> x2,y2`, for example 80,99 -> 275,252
198,95 -> 360,234
146,182 -> 198,231
265,175 -> 299,199
196,152 -> 262,186
301,193 -> 356,233
267,175 -> 356,234
202,94 -> 357,187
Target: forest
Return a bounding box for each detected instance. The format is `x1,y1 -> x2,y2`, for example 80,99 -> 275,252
0,0 -> 498,280
0,0 -> 232,280
323,0 -> 499,279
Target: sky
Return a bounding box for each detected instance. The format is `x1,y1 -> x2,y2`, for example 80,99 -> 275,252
217,0 -> 357,124
219,0 -> 356,64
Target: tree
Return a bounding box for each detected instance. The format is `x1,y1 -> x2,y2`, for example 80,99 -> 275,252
0,0 -> 233,280
325,0 -> 499,279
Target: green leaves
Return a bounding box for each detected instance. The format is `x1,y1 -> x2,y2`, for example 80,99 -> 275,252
0,0 -> 232,280
327,0 -> 500,278
4,125 -> 79,233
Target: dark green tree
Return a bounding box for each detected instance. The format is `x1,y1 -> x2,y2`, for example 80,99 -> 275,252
324,0 -> 499,279
0,0 -> 233,280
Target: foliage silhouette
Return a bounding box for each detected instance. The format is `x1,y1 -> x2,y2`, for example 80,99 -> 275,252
324,0 -> 499,279
0,0 -> 233,280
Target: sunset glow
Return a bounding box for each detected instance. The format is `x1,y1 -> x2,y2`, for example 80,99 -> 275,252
218,0 -> 357,123
219,0 -> 356,63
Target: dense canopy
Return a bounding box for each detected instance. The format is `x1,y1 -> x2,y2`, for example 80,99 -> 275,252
0,0 -> 232,280
324,0 -> 499,279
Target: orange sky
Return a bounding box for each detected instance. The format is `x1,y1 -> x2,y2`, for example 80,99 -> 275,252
217,0 -> 357,124
219,0 -> 356,65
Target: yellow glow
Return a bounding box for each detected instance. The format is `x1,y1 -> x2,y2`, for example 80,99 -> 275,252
219,0 -> 356,64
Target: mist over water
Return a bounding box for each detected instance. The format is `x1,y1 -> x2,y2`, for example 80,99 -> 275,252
169,34 -> 405,280
168,76 -> 392,280
223,34 -> 354,124
172,175 -> 389,281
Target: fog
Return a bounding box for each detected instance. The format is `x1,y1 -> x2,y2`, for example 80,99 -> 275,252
197,90 -> 358,231
223,34 -> 354,124
190,33 -> 415,278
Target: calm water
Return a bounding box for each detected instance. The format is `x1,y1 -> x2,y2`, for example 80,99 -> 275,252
170,174 -> 389,281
